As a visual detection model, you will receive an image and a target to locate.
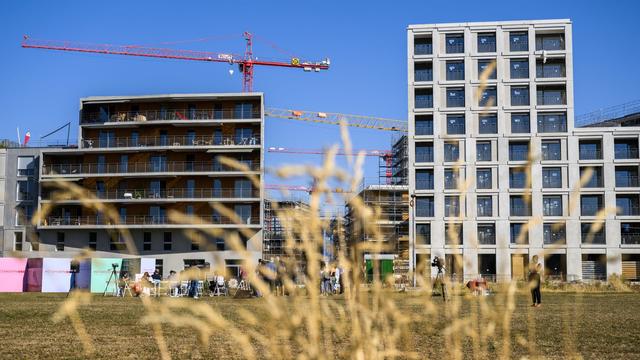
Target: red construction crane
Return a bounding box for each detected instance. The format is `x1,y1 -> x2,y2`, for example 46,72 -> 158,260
21,32 -> 330,92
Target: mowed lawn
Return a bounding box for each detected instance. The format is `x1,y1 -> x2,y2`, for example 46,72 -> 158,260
0,291 -> 639,359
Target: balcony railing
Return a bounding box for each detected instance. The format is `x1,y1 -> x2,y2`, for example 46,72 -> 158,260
81,108 -> 261,124
511,122 -> 530,133
536,63 -> 565,78
414,43 -> 433,55
42,160 -> 260,175
579,149 -> 602,160
43,188 -> 260,201
477,40 -> 496,53
537,91 -> 567,106
416,207 -> 434,217
581,204 -> 601,216
511,92 -> 530,106
415,123 -> 433,135
615,148 -> 640,159
538,120 -> 567,133
415,179 -> 434,190
541,150 -> 561,161
510,206 -> 531,216
415,95 -> 433,109
478,235 -> 496,245
447,96 -> 465,108
415,69 -> 433,82
446,42 -> 464,54
42,215 -> 260,226
447,122 -> 465,135
582,232 -> 606,245
621,233 -> 640,245
509,149 -> 529,161
415,152 -> 434,163
82,135 -> 260,149
617,206 -> 640,216
615,175 -> 639,187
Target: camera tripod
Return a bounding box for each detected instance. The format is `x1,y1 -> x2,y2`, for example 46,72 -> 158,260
103,265 -> 119,297
432,267 -> 448,301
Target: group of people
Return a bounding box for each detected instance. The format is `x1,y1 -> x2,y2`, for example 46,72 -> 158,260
117,269 -> 162,297
257,258 -> 290,296
320,263 -> 343,295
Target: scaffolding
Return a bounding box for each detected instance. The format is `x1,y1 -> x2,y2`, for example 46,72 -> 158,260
262,199 -> 310,268
379,135 -> 408,185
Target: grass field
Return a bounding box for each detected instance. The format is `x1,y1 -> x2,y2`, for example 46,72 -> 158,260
0,291 -> 639,359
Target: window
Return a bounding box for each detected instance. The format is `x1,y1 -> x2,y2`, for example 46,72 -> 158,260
186,179 -> 195,198
614,139 -> 639,159
510,59 -> 529,79
235,204 -> 252,224
510,196 -> 531,216
621,223 -> 640,245
511,86 -> 529,106
477,196 -> 493,217
234,179 -> 252,198
446,60 -> 464,81
235,128 -> 253,144
543,196 -> 563,216
541,140 -> 561,160
509,141 -> 529,161
415,115 -> 433,135
537,113 -> 567,133
446,115 -> 465,135
445,223 -> 463,245
416,197 -> 434,217
581,223 -> 606,244
16,205 -> 33,226
56,232 -> 65,251
416,224 -> 431,245
150,155 -> 167,172
234,103 -> 253,119
16,180 -> 35,201
143,232 -> 152,251
579,140 -> 602,160
414,37 -> 432,55
536,59 -> 566,78
14,232 -> 23,251
186,130 -> 196,145
510,223 -> 529,244
120,154 -> 128,172
414,62 -> 433,81
615,166 -> 639,187
542,167 -> 562,188
478,115 -> 497,134
616,195 -> 639,216
581,166 -> 604,188
444,169 -> 459,189
446,88 -> 465,108
543,223 -> 566,244
415,142 -> 434,162
511,113 -> 530,133
510,31 -> 528,52
159,130 -> 168,146
476,142 -> 492,162
99,130 -> 115,148
131,131 -> 139,146
446,34 -> 464,53
476,169 -> 492,189
477,33 -> 496,52
415,169 -> 434,190
509,168 -> 527,188
477,224 -> 496,245
89,232 -> 97,250
581,195 -> 603,216
17,156 -> 35,176
163,232 -> 172,251
445,196 -> 461,217
537,85 -> 566,105
536,33 -> 565,51
478,60 -> 496,79
415,88 -> 433,108
478,87 -> 497,107
444,142 -> 460,162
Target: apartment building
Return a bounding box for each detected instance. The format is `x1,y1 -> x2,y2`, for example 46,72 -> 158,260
33,93 -> 264,275
407,19 -> 640,282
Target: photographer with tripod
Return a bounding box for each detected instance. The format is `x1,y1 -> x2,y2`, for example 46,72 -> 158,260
431,256 -> 447,301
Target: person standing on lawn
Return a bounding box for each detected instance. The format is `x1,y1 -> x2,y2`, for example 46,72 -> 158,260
529,261 -> 542,307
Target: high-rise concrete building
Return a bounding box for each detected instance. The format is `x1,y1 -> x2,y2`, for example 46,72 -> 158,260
31,93 -> 264,276
407,19 -> 640,282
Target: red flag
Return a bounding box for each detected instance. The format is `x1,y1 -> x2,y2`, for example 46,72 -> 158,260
23,130 -> 31,146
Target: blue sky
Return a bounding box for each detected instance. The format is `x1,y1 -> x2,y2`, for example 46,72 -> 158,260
2,0 -> 640,190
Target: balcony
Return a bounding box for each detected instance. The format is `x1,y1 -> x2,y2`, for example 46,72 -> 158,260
415,90 -> 433,109
614,140 -> 639,159
537,87 -> 567,106
510,60 -> 529,79
537,113 -> 567,133
446,89 -> 465,108
578,146 -> 602,160
535,34 -> 565,51
477,34 -> 496,53
42,160 -> 260,176
41,188 -> 260,201
510,205 -> 531,217
536,60 -> 566,78
445,35 -> 464,54
415,121 -> 434,136
81,108 -> 261,124
41,215 -> 260,227
509,147 -> 529,161
511,87 -> 530,106
616,174 -> 639,187
415,67 -> 433,82
82,134 -> 260,149
509,32 -> 528,52
414,38 -> 433,55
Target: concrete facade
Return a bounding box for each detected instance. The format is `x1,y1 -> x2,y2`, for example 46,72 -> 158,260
407,19 -> 640,282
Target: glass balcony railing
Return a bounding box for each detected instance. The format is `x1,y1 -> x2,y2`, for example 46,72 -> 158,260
538,119 -> 567,133
42,215 -> 260,227
537,91 -> 567,106
579,149 -> 602,160
415,95 -> 433,109
581,204 -> 601,216
509,149 -> 529,161
446,41 -> 464,54
415,152 -> 434,163
42,160 -> 260,175
416,207 -> 434,217
415,179 -> 434,190
414,43 -> 433,55
415,69 -> 433,82
511,92 -> 530,106
617,206 -> 640,216
621,233 -> 640,245
581,231 -> 606,244
415,123 -> 433,135
615,175 -> 640,187
615,148 -> 640,159
42,188 -> 260,201
510,206 -> 531,216
81,108 -> 260,124
478,234 -> 496,245
83,134 -> 260,149
447,96 -> 465,108
541,150 -> 561,161
477,39 -> 496,53
447,122 -> 465,135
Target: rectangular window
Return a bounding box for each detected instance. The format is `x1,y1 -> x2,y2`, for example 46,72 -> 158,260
415,142 -> 433,163
416,197 -> 434,217
478,87 -> 497,107
14,232 -> 23,251
509,141 -> 529,161
446,34 -> 464,54
478,115 -> 497,134
478,60 -> 496,79
477,196 -> 493,217
581,166 -> 604,188
446,60 -> 465,81
414,37 -> 432,55
234,103 -> 254,119
120,154 -> 128,173
615,166 -> 639,187
235,204 -> 252,224
510,196 -> 531,216
476,142 -> 492,162
446,88 -> 465,108
543,223 -> 566,244
510,59 -> 529,79
511,86 -> 530,106
444,142 -> 460,162
17,156 -> 36,176
536,59 -> 566,78
614,139 -> 639,159
510,32 -> 528,52
16,205 -> 33,226
621,223 -> 640,245
477,33 -> 496,53
163,232 -> 172,251
416,224 -> 431,245
444,169 -> 459,190
16,180 -> 34,201
415,115 -> 433,135
415,88 -> 433,109
234,179 -> 253,198
511,113 -> 530,133
510,223 -> 529,244
56,232 -> 65,251
414,62 -> 433,82
581,223 -> 606,244
616,195 -> 640,216
541,140 -> 561,160
446,115 -> 465,135
476,169 -> 492,189
537,113 -> 567,133
445,196 -> 461,217
542,167 -> 562,188
536,33 -> 565,51
415,169 -> 434,190
477,224 -> 496,245
581,195 -> 603,216
445,223 -> 463,245
89,232 -> 97,250
543,196 -> 563,216
579,140 -> 602,160
509,168 -> 527,188
143,232 -> 152,251
537,85 -> 567,106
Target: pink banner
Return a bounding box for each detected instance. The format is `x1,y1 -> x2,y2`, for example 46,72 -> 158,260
0,258 -> 28,292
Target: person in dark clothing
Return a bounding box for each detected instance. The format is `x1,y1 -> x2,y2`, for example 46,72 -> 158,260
529,263 -> 542,307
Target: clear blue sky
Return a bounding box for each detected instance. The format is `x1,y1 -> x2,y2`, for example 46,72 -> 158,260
1,0 -> 639,189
